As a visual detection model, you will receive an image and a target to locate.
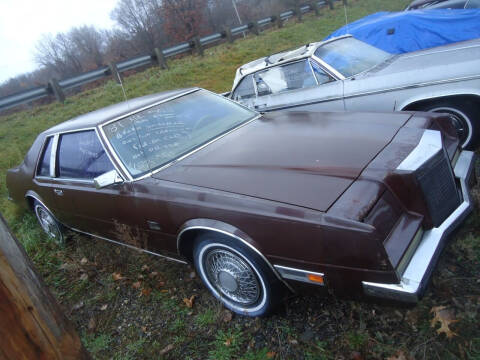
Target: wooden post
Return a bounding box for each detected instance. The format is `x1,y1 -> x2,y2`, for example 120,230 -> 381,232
311,2 -> 320,16
48,78 -> 65,104
250,21 -> 259,36
276,13 -> 283,28
327,0 -> 334,10
0,214 -> 90,360
224,26 -> 234,43
153,48 -> 168,69
295,5 -> 303,22
193,37 -> 204,56
108,62 -> 122,84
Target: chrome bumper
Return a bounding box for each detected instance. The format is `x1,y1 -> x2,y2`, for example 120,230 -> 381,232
362,150 -> 476,302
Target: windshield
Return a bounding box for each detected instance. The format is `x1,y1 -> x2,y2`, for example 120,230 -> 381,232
102,90 -> 256,177
314,37 -> 390,78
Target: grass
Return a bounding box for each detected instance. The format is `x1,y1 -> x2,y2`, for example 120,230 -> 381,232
1,0 -> 480,359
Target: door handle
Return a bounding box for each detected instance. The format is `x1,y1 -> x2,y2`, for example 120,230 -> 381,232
254,104 -> 267,109
54,189 -> 64,196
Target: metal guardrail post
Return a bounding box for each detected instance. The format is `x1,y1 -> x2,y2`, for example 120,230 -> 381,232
295,5 -> 303,22
108,62 -> 122,84
48,78 -> 65,104
327,0 -> 334,9
193,37 -> 204,56
276,13 -> 283,28
312,2 -> 320,16
154,48 -> 168,69
224,26 -> 234,43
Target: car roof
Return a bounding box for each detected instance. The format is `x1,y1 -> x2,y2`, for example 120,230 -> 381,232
43,88 -> 196,135
231,35 -> 351,90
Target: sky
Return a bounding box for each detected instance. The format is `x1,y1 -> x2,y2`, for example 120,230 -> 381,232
0,0 -> 119,83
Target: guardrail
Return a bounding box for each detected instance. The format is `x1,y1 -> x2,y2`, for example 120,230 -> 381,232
0,0 -> 346,112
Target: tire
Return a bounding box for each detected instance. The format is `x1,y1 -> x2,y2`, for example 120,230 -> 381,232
193,233 -> 285,317
421,101 -> 479,149
33,200 -> 65,246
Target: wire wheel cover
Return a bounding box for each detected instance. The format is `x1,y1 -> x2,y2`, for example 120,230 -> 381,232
204,249 -> 260,305
36,206 -> 61,240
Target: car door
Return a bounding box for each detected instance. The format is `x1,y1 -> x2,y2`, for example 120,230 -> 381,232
50,129 -> 137,240
251,59 -> 345,112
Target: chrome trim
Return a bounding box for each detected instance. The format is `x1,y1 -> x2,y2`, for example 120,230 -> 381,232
307,60 -> 319,86
397,130 -> 442,171
363,150 -> 475,302
177,226 -> 295,292
346,74 -> 480,102
50,134 -> 59,177
69,226 -> 188,264
274,265 -> 325,286
311,55 -> 345,80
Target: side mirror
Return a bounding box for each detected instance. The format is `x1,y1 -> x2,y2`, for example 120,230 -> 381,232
94,170 -> 123,189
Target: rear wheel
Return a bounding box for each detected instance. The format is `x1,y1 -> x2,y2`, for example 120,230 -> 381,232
34,201 -> 65,246
420,102 -> 478,149
193,233 -> 284,317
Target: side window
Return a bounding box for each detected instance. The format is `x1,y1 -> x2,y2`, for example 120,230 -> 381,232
310,60 -> 334,85
37,136 -> 53,177
57,130 -> 114,179
232,75 -> 256,101
253,59 -> 317,96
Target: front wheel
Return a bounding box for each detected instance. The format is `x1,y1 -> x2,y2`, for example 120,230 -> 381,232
421,102 -> 478,149
193,233 -> 284,317
34,201 -> 65,246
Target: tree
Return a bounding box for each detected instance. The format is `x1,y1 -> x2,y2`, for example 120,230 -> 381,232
162,0 -> 212,43
110,0 -> 164,53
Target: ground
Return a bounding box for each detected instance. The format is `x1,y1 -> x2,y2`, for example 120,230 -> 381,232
1,0 -> 480,358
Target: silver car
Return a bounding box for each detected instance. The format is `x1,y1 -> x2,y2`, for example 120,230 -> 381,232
229,35 -> 480,149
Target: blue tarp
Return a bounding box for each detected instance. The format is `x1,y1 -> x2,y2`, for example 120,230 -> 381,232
325,10 -> 480,53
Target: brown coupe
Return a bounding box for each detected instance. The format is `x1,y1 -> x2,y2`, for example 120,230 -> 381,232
6,88 -> 476,316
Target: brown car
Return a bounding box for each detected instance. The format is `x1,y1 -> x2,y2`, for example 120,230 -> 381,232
6,88 -> 476,316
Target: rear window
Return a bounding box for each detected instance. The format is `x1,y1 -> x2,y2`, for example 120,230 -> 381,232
57,130 -> 113,179
37,136 -> 53,177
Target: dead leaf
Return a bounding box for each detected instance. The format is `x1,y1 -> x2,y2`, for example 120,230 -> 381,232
224,338 -> 232,346
100,304 -> 108,311
222,310 -> 233,323
88,318 -> 96,332
112,272 -> 123,281
149,271 -> 158,278
350,351 -> 364,360
141,264 -> 149,272
183,295 -> 197,308
80,273 -> 88,281
80,257 -> 88,265
137,274 -> 144,280
159,344 -> 174,355
72,301 -> 84,311
140,288 -> 152,297
141,326 -> 147,332
160,289 -> 169,293
430,306 -> 458,338
288,338 -> 298,345
132,281 -> 141,289
266,351 -> 276,359
157,281 -> 165,288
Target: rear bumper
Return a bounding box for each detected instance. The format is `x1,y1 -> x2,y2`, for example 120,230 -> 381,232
362,150 -> 476,302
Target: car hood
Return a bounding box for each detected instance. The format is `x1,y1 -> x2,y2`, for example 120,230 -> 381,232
152,111 -> 413,211
361,38 -> 480,83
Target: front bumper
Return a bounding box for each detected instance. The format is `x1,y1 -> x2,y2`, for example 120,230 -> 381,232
362,150 -> 476,302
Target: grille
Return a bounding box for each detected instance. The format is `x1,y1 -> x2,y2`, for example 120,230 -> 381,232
416,150 -> 460,227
